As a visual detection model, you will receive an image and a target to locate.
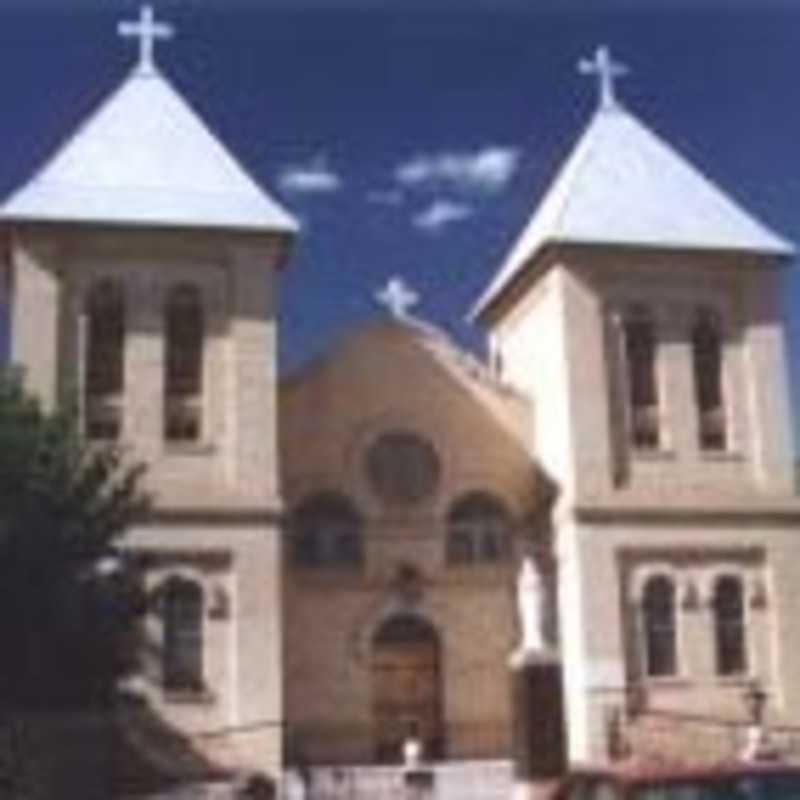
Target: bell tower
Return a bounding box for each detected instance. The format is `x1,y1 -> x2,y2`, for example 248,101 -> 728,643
473,47 -> 795,764
474,46 -> 795,505
2,6 -> 297,777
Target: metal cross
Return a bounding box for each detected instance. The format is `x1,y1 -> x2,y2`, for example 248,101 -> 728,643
578,45 -> 629,110
118,6 -> 174,76
375,277 -> 419,320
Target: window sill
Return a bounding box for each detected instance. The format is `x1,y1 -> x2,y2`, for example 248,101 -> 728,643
445,559 -> 512,571
632,449 -> 676,462
715,673 -> 754,687
163,688 -> 216,705
292,564 -> 363,571
164,441 -> 217,457
442,563 -> 512,586
700,450 -> 744,463
642,676 -> 692,689
290,565 -> 364,579
289,569 -> 365,592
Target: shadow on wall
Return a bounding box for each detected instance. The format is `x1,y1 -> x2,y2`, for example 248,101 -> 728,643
115,613 -> 281,798
112,619 -> 242,797
113,691 -> 234,798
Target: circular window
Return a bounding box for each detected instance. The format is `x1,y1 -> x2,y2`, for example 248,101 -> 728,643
366,431 -> 440,505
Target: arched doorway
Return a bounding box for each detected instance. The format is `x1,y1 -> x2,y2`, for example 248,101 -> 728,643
372,614 -> 443,763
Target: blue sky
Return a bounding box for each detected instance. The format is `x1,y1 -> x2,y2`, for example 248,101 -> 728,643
1,0 -> 800,427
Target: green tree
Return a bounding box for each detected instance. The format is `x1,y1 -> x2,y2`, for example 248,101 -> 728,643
0,371 -> 149,709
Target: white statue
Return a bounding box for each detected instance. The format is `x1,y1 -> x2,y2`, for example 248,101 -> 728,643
403,726 -> 423,770
517,556 -> 546,653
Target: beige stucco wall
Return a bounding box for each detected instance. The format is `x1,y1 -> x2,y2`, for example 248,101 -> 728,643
7,224 -> 289,779
559,514 -> 800,761
122,521 -> 284,777
489,264 -> 576,498
9,226 -> 285,509
490,248 -> 796,506
485,244 -> 800,765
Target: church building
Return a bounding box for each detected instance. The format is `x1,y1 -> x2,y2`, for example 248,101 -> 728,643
3,8 -> 800,787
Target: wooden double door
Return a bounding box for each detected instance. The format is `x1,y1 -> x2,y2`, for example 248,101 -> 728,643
372,615 -> 443,763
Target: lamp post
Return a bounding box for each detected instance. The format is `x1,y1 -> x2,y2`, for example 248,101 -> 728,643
402,720 -> 434,800
743,680 -> 768,728
740,680 -> 776,761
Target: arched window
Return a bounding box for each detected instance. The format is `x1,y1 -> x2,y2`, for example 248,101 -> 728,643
366,431 -> 441,506
84,279 -> 125,440
291,492 -> 363,568
692,307 -> 726,451
641,575 -> 677,677
164,284 -> 204,442
446,492 -> 511,565
623,307 -> 660,450
163,577 -> 204,692
713,575 -> 747,676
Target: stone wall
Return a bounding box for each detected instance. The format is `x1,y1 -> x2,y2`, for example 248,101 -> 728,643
624,712 -> 741,765
281,322 -> 538,766
624,710 -> 800,766
284,558 -> 517,765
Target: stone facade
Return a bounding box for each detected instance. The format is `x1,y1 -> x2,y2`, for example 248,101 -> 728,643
280,322 -> 539,765
10,225 -> 800,778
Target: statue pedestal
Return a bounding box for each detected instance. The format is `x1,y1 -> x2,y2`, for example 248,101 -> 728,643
509,646 -> 556,671
403,767 -> 435,800
509,648 -> 565,800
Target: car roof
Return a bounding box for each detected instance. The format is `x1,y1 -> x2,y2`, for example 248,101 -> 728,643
568,759 -> 800,787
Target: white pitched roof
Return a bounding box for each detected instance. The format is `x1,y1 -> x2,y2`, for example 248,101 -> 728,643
473,103 -> 793,318
1,66 -> 298,234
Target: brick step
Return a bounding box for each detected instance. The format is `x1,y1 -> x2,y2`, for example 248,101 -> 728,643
125,760 -> 515,800
283,759 -> 514,800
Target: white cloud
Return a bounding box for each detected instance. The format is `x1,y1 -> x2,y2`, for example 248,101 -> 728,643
395,146 -> 520,193
412,200 -> 473,232
278,155 -> 342,194
366,189 -> 405,207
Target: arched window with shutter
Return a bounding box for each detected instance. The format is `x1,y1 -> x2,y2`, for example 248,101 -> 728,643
623,306 -> 660,450
291,492 -> 364,569
713,575 -> 747,676
641,575 -> 677,677
164,283 -> 204,442
446,492 -> 512,565
163,576 -> 204,692
84,279 -> 125,440
692,307 -> 727,451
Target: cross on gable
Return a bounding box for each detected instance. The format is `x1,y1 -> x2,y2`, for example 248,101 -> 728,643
375,277 -> 419,320
118,5 -> 174,76
578,45 -> 629,111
